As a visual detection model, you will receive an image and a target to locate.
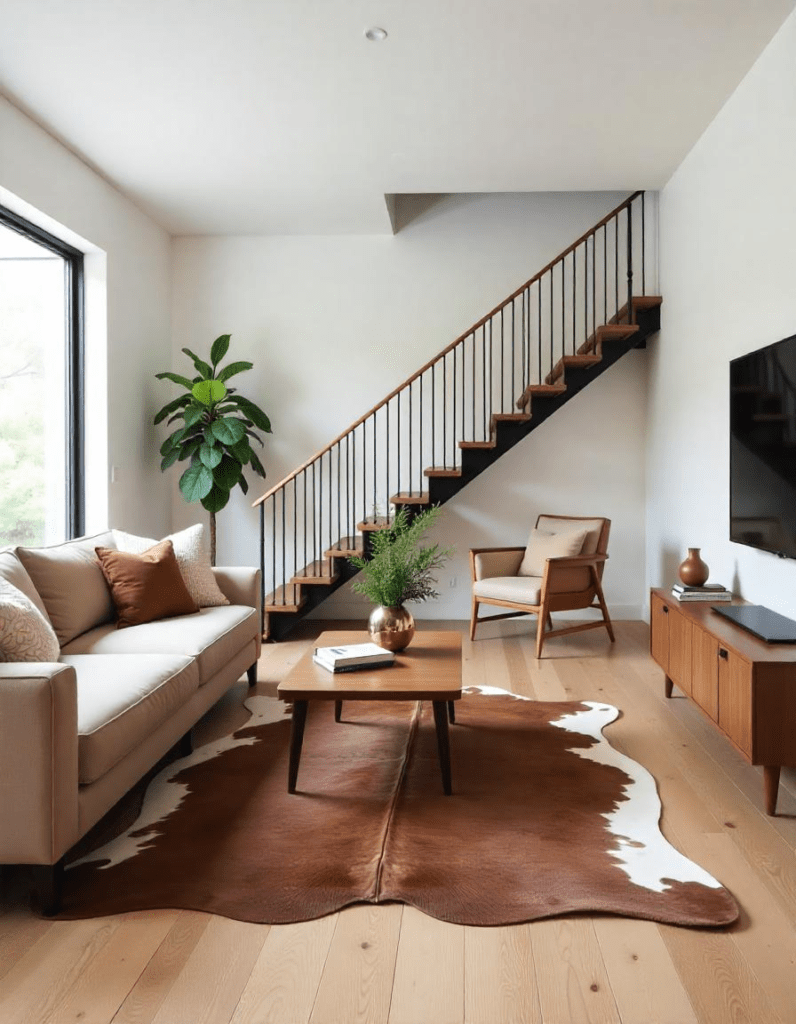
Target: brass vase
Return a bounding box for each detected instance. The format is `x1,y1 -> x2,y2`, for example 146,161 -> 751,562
678,548 -> 709,586
368,605 -> 415,652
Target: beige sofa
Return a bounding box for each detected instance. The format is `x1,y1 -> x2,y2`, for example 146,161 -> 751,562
0,530 -> 261,913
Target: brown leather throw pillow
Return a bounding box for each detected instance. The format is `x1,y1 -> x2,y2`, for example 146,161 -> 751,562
95,540 -> 199,629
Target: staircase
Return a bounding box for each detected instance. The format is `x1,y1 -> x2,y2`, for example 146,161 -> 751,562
254,191 -> 661,640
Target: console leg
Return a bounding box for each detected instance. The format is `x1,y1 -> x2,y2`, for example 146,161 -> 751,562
246,662 -> 258,687
764,765 -> 781,816
334,700 -> 342,722
664,675 -> 674,699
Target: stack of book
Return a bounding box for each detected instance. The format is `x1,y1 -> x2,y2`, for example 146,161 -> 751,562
312,642 -> 396,673
671,582 -> 732,602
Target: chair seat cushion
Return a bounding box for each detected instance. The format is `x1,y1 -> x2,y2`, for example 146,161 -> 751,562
63,653 -> 200,784
473,576 -> 543,606
61,605 -> 258,684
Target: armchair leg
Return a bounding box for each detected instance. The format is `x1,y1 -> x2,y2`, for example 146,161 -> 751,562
535,611 -> 547,659
593,577 -> 615,643
470,597 -> 480,641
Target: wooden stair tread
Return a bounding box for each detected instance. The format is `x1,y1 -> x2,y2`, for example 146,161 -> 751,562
577,323 -> 640,355
545,353 -> 602,385
459,439 -> 496,449
357,515 -> 393,532
290,560 -> 339,585
390,491 -> 430,505
515,383 -> 567,410
492,413 -> 531,423
265,585 -> 307,613
611,295 -> 662,325
424,466 -> 462,478
325,536 -> 363,558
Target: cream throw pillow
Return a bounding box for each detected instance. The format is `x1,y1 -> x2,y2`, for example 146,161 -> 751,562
518,528 -> 589,578
112,524 -> 229,607
0,578 -> 61,662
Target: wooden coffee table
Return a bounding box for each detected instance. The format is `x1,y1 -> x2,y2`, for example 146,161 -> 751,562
277,630 -> 462,795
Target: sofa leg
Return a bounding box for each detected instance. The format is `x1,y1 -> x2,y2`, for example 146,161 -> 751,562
247,662 -> 258,687
177,730 -> 193,757
30,858 -> 65,917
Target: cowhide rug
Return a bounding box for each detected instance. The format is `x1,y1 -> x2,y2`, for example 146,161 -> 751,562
59,687 -> 738,927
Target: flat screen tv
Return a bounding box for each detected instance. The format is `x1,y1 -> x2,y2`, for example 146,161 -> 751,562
730,333 -> 796,559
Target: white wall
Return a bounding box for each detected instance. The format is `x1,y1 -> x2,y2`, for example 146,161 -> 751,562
0,97 -> 172,537
649,9 -> 796,618
172,191 -> 652,619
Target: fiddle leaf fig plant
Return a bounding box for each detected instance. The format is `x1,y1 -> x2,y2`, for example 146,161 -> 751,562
154,334 -> 271,562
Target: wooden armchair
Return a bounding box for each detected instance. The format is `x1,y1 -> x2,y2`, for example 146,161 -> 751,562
469,515 -> 614,658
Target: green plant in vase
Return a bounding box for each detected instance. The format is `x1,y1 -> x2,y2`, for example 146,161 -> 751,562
154,334 -> 271,564
348,505 -> 454,650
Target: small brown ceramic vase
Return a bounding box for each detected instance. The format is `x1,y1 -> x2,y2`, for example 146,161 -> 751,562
368,605 -> 415,652
678,548 -> 709,587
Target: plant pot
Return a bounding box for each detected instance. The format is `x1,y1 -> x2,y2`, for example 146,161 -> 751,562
368,605 -> 415,652
678,548 -> 709,586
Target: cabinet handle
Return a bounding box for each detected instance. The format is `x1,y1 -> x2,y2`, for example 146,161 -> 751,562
718,648 -> 728,660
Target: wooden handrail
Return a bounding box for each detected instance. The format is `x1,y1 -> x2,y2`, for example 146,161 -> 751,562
253,191 -> 642,507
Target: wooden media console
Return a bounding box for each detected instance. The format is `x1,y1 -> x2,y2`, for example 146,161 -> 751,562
650,588 -> 796,815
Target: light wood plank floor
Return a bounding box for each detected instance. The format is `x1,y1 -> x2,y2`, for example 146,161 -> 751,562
2,618 -> 795,1024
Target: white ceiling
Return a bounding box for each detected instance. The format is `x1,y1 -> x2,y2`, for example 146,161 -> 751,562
0,0 -> 793,236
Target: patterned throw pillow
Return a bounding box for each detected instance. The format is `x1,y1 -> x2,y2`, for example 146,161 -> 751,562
112,524 -> 229,607
0,578 -> 61,662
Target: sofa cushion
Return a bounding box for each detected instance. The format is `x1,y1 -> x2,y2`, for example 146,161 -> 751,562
0,550 -> 50,620
62,653 -> 200,784
112,525 -> 229,608
16,532 -> 117,646
96,540 -> 199,628
0,578 -> 61,662
473,576 -> 543,606
518,527 -> 588,578
61,604 -> 258,684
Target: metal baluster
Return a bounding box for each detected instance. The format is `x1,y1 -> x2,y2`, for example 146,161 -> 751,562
549,269 -> 554,381
641,193 -> 646,295
386,401 -> 390,518
603,225 -> 607,327
500,307 -> 504,413
431,363 -> 436,470
270,494 -> 276,606
572,250 -> 576,355
537,281 -> 542,385
408,380 -> 413,496
443,354 -> 447,469
281,486 -> 286,599
293,476 -> 297,582
482,325 -> 486,441
592,233 -> 596,339
259,501 -> 265,632
372,411 -> 377,516
626,205 -> 633,328
419,372 -> 424,495
511,298 -> 515,402
615,214 -> 619,319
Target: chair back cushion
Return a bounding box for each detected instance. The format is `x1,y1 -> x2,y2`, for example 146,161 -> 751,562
518,528 -> 588,578
536,516 -> 608,556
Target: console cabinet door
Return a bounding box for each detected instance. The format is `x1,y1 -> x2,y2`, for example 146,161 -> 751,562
717,648 -> 753,756
650,593 -> 670,671
668,607 -> 693,696
691,625 -> 719,721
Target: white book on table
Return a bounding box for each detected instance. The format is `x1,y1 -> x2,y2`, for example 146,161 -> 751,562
313,642 -> 396,668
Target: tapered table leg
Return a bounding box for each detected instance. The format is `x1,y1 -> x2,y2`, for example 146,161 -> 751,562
287,700 -> 308,793
433,700 -> 453,795
334,700 -> 342,722
447,700 -> 455,723
764,765 -> 781,816
664,675 -> 674,699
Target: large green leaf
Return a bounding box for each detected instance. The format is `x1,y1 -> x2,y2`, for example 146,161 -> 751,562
210,334 -> 231,367
227,395 -> 272,432
199,443 -> 223,469
183,404 -> 205,428
155,371 -> 194,390
229,437 -> 252,464
238,475 -> 249,496
182,347 -> 213,379
210,417 -> 246,445
213,456 -> 243,491
249,449 -> 267,478
159,427 -> 186,456
179,462 -> 214,502
153,393 -> 191,425
200,485 -> 231,514
160,449 -> 180,471
178,439 -> 202,461
192,379 -> 227,406
216,360 -> 253,383
203,426 -> 217,446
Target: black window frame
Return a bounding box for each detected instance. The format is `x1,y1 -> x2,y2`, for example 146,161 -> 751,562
0,202 -> 85,538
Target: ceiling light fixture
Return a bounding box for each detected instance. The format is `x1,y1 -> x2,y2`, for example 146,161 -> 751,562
364,27 -> 388,42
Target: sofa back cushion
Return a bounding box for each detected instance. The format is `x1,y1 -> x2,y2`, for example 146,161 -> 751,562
0,549 -> 50,620
16,531 -> 116,646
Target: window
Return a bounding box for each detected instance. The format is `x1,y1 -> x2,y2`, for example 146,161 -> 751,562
0,204 -> 84,546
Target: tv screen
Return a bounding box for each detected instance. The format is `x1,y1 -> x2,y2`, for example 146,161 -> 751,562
730,333 -> 796,559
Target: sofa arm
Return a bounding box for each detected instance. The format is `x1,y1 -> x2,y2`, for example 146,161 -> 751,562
0,663 -> 79,865
212,566 -> 261,610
